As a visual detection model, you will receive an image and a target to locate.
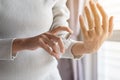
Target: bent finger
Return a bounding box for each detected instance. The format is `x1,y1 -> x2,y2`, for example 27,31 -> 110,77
39,39 -> 52,54
40,39 -> 59,59
41,35 -> 59,54
44,33 -> 65,53
50,26 -> 73,34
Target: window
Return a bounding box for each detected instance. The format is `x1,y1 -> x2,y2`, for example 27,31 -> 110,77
97,0 -> 120,80
98,42 -> 120,80
98,0 -> 120,30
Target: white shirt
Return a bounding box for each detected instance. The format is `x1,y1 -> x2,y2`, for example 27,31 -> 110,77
0,0 -> 76,80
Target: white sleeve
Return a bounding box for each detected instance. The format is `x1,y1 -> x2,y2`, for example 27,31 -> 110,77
61,39 -> 84,59
0,38 -> 15,60
50,0 -> 70,30
50,0 -> 83,59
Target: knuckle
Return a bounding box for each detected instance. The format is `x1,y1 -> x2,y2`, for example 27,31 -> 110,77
38,39 -> 45,46
96,30 -> 103,36
52,43 -> 57,47
103,31 -> 108,35
97,32 -> 102,36
38,38 -> 43,43
56,37 -> 61,41
43,32 -> 50,36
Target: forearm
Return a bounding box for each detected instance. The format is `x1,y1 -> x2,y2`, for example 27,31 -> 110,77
12,37 -> 36,56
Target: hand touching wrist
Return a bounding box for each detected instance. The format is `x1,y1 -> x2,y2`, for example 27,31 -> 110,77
12,26 -> 73,59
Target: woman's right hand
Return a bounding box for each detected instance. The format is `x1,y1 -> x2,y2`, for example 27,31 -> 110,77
12,26 -> 73,59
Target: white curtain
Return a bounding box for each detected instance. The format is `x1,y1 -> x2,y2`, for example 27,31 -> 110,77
67,0 -> 85,80
58,0 -> 85,80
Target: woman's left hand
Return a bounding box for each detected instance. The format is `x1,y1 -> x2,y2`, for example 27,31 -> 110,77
72,1 -> 114,56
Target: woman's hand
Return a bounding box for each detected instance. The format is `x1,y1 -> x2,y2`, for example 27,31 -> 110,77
12,26 -> 73,59
72,1 -> 114,57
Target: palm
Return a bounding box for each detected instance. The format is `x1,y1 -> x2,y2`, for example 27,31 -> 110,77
80,1 -> 113,53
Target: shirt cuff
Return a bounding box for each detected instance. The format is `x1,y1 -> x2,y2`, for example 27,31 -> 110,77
61,39 -> 84,59
0,38 -> 17,60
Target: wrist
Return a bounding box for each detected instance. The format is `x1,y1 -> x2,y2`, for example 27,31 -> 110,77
12,38 -> 26,54
71,42 -> 86,57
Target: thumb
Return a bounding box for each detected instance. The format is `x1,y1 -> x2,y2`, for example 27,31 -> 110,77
50,26 -> 73,35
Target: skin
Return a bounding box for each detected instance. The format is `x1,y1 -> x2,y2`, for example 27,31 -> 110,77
12,1 -> 114,59
71,1 -> 113,57
12,26 -> 73,59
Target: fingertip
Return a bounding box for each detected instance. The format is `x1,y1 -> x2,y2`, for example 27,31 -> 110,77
67,27 -> 73,34
54,54 -> 60,60
96,2 -> 99,6
110,16 -> 114,20
79,15 -> 82,21
84,6 -> 87,10
109,16 -> 114,24
89,0 -> 92,5
79,15 -> 84,25
96,2 -> 102,10
89,0 -> 94,6
84,6 -> 89,14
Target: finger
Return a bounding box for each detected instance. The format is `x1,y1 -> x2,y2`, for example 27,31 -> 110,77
44,33 -> 65,53
79,15 -> 88,39
39,38 -> 59,59
41,35 -> 59,54
52,53 -> 60,60
39,39 -> 52,54
109,16 -> 114,36
50,26 -> 73,34
89,1 -> 101,35
96,2 -> 108,32
55,37 -> 65,53
84,6 -> 94,30
88,30 -> 95,38
84,6 -> 95,37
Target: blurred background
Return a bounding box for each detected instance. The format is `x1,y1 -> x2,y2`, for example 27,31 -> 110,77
58,0 -> 120,80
